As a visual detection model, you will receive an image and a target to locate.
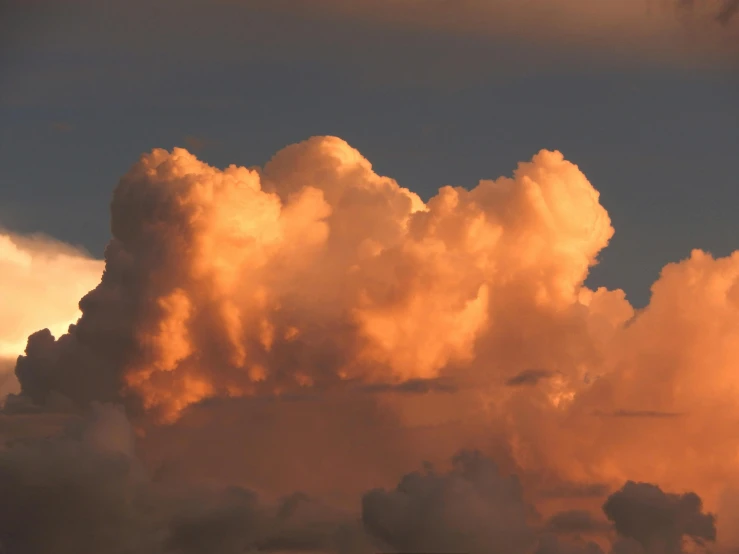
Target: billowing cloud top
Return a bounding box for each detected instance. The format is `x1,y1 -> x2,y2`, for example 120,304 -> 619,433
14,136 -> 613,422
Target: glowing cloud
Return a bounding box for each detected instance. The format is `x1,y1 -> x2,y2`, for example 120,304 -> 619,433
8,136 -> 739,551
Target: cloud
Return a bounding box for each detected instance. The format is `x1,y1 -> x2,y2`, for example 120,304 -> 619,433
6,136 -> 739,550
11,137 -> 614,422
506,369 -> 558,387
717,0 -> 739,24
539,483 -> 612,500
0,358 -> 19,402
259,0 -> 739,67
603,481 -> 716,553
361,450 -> 538,554
598,410 -> 684,419
1,406 -> 717,554
0,404 -> 150,554
0,403 -> 368,554
0,230 -> 103,403
546,509 -> 610,535
361,452 -> 715,554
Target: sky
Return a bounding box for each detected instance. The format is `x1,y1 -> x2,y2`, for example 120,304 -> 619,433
1,1 -> 739,553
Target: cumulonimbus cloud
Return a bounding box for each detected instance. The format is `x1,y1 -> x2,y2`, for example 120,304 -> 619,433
4,136 -> 739,552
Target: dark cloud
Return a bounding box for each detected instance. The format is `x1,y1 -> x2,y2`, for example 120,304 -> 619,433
0,404 -> 153,554
0,403 -> 727,554
506,369 -> 557,387
0,403 -> 367,554
166,489 -> 360,554
361,450 -> 537,554
5,137 -> 739,553
14,327 -> 123,410
603,481 -> 716,553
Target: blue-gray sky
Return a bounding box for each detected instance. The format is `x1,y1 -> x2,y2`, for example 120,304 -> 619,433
1,0 -> 737,306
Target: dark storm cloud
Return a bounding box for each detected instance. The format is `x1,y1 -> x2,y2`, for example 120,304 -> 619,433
603,481 -> 716,553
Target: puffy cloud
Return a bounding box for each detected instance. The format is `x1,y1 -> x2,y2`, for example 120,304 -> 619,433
361,450 -> 536,554
7,136 -> 739,551
603,481 -> 716,554
12,137 -> 613,424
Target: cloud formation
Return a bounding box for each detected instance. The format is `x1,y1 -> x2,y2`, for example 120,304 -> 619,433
0,231 -> 103,401
4,136 -> 739,551
362,450 -> 536,554
10,137 -> 615,423
0,404 -> 368,554
604,481 -> 716,553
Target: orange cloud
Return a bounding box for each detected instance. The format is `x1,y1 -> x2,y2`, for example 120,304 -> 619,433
10,136 -> 739,550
